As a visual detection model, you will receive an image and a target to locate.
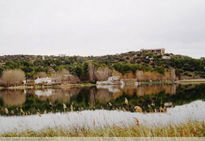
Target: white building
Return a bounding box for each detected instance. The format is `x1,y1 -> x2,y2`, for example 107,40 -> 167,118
34,77 -> 52,84
23,80 -> 27,85
96,76 -> 120,85
162,56 -> 171,60
108,76 -> 120,81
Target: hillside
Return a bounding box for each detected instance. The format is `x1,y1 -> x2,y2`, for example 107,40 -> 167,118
0,50 -> 204,84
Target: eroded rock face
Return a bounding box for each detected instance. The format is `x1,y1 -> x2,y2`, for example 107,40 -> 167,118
123,72 -> 136,79
88,62 -> 176,82
88,63 -> 112,82
52,69 -> 80,84
170,68 -> 176,81
88,63 -> 95,82
94,67 -> 111,81
136,71 -> 144,81
135,69 -> 177,81
112,70 -> 122,78
64,75 -> 80,84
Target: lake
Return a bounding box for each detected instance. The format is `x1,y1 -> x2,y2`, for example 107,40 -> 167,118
0,83 -> 204,116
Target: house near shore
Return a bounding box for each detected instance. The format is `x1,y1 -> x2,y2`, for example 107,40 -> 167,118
96,76 -> 123,86
34,77 -> 52,85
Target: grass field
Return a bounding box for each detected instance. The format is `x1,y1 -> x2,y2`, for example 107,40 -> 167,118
1,121 -> 205,137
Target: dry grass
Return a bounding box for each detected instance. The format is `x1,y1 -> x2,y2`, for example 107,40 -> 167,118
1,121 -> 205,137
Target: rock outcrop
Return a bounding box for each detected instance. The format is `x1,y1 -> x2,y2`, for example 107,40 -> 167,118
88,63 -> 112,82
52,69 -> 80,84
88,62 -> 176,83
88,63 -> 95,82
94,67 -> 112,81
135,68 -> 176,82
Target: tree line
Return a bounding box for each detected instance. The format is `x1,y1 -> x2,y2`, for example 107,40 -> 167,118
0,52 -> 204,86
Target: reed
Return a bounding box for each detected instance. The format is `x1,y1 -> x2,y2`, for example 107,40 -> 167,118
1,121 -> 205,137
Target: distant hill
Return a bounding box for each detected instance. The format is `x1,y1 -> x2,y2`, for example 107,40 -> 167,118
0,50 -> 204,81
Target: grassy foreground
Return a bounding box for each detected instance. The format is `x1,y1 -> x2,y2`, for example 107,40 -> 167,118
1,121 -> 205,137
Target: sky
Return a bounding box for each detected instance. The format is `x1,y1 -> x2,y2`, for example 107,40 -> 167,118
0,0 -> 205,58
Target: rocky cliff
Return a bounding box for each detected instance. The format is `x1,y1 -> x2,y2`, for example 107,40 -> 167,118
88,63 -> 112,82
134,68 -> 176,81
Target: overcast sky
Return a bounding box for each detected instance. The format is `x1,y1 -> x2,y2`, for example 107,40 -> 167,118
0,0 -> 205,58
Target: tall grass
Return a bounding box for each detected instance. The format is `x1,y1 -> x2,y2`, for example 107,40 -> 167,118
1,121 -> 205,137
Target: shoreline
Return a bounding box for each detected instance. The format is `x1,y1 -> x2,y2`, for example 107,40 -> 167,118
0,79 -> 205,90
0,83 -> 96,90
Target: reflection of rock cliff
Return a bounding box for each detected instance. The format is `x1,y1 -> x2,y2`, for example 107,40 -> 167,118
95,89 -> 112,103
90,84 -> 177,105
88,86 -> 123,105
95,84 -> 177,99
35,88 -> 80,103
136,85 -> 176,96
88,88 -> 96,107
0,91 -> 26,106
122,85 -> 176,96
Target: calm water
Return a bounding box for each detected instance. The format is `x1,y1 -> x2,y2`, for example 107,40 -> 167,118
0,84 -> 205,116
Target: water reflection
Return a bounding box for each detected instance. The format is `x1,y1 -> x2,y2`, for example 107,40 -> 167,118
0,84 -> 204,116
34,88 -> 80,103
0,90 -> 26,107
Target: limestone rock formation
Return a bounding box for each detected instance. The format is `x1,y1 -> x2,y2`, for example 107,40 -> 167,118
88,63 -> 95,82
94,67 -> 111,81
88,63 -> 112,82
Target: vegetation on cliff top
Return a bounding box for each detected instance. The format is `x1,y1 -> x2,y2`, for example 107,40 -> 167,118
0,51 -> 204,81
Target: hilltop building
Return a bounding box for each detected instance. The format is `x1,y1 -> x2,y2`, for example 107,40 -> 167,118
140,48 -> 165,55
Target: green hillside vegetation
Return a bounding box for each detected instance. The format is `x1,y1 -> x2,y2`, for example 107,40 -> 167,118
0,51 -> 204,82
